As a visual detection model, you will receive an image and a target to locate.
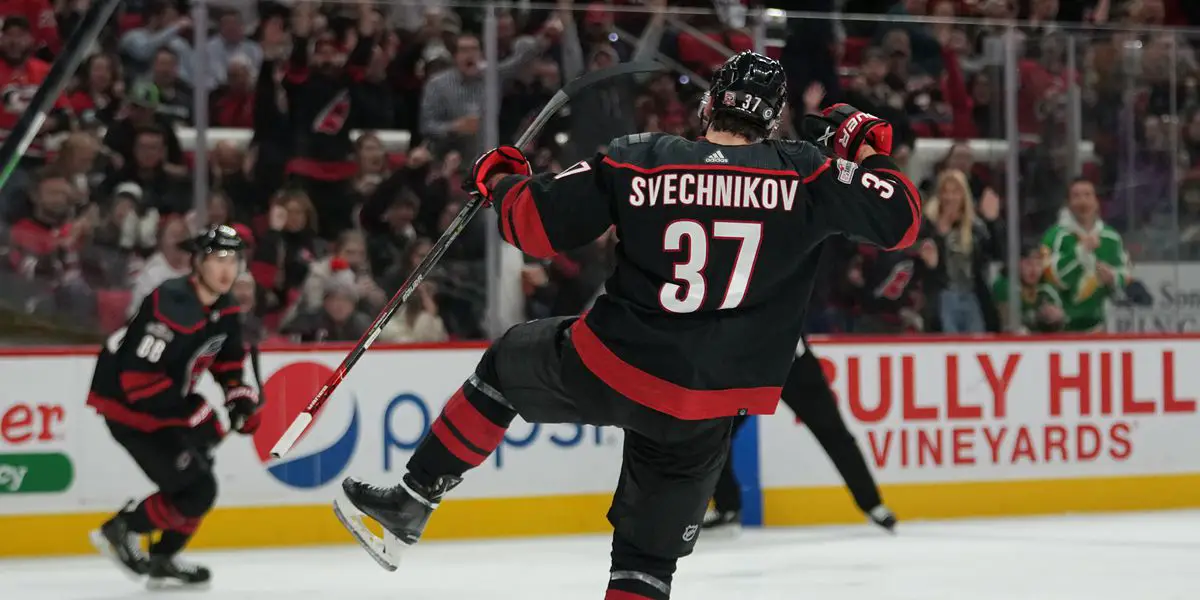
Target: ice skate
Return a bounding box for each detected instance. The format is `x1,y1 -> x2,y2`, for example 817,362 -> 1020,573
88,509 -> 148,580
334,473 -> 462,571
700,507 -> 742,539
146,554 -> 210,589
868,504 -> 897,533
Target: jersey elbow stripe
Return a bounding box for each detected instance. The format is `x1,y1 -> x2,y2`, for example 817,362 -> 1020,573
209,361 -> 243,373
802,158 -> 832,183
125,379 -> 173,402
501,179 -> 555,258
876,168 -> 922,250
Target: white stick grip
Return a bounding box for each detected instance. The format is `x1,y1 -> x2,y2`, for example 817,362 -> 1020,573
270,413 -> 313,459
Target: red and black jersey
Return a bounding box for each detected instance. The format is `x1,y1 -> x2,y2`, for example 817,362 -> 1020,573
87,276 -> 247,433
490,133 -> 921,420
275,35 -> 381,181
854,243 -> 926,316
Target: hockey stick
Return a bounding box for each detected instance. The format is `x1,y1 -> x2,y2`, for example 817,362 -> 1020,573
0,0 -> 121,192
269,61 -> 666,459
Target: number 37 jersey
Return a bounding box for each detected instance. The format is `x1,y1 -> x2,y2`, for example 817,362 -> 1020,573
488,133 -> 921,420
87,277 -> 248,433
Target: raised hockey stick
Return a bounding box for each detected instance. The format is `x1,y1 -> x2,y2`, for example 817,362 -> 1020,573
269,60 -> 666,459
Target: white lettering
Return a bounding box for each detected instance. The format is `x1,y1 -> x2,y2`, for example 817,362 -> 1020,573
679,174 -> 695,205
630,176 -> 646,206
663,174 -> 678,205
696,174 -> 713,206
625,174 -> 800,212
761,179 -> 778,209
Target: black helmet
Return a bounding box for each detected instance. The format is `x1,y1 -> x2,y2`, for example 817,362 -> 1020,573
183,224 -> 246,257
700,51 -> 787,135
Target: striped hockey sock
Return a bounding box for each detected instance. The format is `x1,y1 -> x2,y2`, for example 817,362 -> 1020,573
407,383 -> 516,486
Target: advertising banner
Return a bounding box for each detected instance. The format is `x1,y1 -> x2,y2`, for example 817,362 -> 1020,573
0,346 -> 625,517
760,338 -> 1200,488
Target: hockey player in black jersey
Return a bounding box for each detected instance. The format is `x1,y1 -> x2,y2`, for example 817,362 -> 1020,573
703,336 -> 897,535
336,52 -> 921,599
87,225 -> 260,588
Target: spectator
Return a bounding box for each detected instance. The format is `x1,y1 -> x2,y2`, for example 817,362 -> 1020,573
144,47 -> 194,125
232,271 -> 265,346
923,171 -> 1004,333
102,81 -> 186,174
7,167 -> 78,283
91,182 -> 156,259
1041,178 -> 1131,332
292,230 -> 386,318
992,242 -> 1065,333
205,8 -> 263,87
365,191 -> 420,283
250,190 -> 320,317
127,215 -> 191,315
0,0 -> 60,57
52,132 -> 102,210
69,53 -> 124,128
558,0 -> 663,162
209,53 -> 256,127
101,126 -> 191,216
420,17 -> 557,159
280,277 -> 372,342
119,1 -> 193,82
379,281 -> 447,343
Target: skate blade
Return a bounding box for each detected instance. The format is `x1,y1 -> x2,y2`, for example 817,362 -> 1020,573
88,529 -> 144,582
146,578 -> 212,591
333,496 -> 404,572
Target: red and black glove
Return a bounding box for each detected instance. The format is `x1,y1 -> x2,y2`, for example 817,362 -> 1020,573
802,103 -> 894,160
468,145 -> 532,206
183,393 -> 226,452
224,385 -> 261,434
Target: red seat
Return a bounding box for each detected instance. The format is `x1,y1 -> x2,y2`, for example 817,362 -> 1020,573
96,289 -> 133,333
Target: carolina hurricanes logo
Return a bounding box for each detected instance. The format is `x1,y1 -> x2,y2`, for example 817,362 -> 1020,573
187,335 -> 228,391
313,91 -> 351,135
2,84 -> 37,113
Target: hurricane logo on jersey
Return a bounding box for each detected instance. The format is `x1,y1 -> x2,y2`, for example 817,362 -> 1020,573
252,362 -> 359,489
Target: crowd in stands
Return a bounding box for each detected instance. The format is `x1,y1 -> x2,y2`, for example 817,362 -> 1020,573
0,0 -> 1197,344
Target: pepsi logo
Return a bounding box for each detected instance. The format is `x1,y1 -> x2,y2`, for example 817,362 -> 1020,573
253,362 -> 359,489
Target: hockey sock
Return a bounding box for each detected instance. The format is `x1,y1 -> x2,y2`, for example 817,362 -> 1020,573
119,500 -> 156,534
140,492 -> 201,555
407,384 -> 517,488
607,538 -> 675,600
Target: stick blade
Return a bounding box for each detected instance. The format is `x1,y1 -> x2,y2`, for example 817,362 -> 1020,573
270,413 -> 313,459
333,496 -> 405,572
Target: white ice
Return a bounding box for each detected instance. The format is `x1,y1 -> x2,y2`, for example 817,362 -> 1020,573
5,510 -> 1199,599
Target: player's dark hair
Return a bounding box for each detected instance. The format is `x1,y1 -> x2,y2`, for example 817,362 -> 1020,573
1068,176 -> 1095,192
134,125 -> 166,141
708,112 -> 769,143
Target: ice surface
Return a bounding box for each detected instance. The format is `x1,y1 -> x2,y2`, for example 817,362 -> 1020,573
5,510 -> 1199,599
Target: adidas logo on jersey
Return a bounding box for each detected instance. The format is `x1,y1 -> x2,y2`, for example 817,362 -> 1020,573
704,150 -> 728,164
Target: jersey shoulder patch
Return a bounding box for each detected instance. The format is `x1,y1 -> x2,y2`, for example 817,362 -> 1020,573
773,139 -> 830,177
607,132 -> 666,154
149,277 -> 207,333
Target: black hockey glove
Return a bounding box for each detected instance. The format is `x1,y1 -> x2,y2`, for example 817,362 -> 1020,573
802,103 -> 894,160
183,393 -> 226,452
224,385 -> 261,434
468,145 -> 531,206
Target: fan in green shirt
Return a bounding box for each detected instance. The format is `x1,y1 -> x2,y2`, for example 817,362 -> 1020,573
1039,179 -> 1130,332
992,243 -> 1064,333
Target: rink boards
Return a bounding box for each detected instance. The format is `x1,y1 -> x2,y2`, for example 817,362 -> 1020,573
3,335 -> 1200,557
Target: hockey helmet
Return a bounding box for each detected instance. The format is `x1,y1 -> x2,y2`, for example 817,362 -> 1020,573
699,51 -> 788,136
183,224 -> 246,257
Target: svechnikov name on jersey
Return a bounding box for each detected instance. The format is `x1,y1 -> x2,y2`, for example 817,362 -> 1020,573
627,172 -> 801,211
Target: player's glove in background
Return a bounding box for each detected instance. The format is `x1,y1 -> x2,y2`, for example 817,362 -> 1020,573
468,145 -> 532,206
802,104 -> 894,160
183,393 -> 226,451
224,386 -> 261,434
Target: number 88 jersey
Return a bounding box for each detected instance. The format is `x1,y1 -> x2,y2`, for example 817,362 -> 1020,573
87,276 -> 247,433
486,132 -> 921,421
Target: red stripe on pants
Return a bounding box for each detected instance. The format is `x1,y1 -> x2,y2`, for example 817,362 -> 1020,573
605,590 -> 656,600
442,390 -> 505,454
431,418 -> 487,466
